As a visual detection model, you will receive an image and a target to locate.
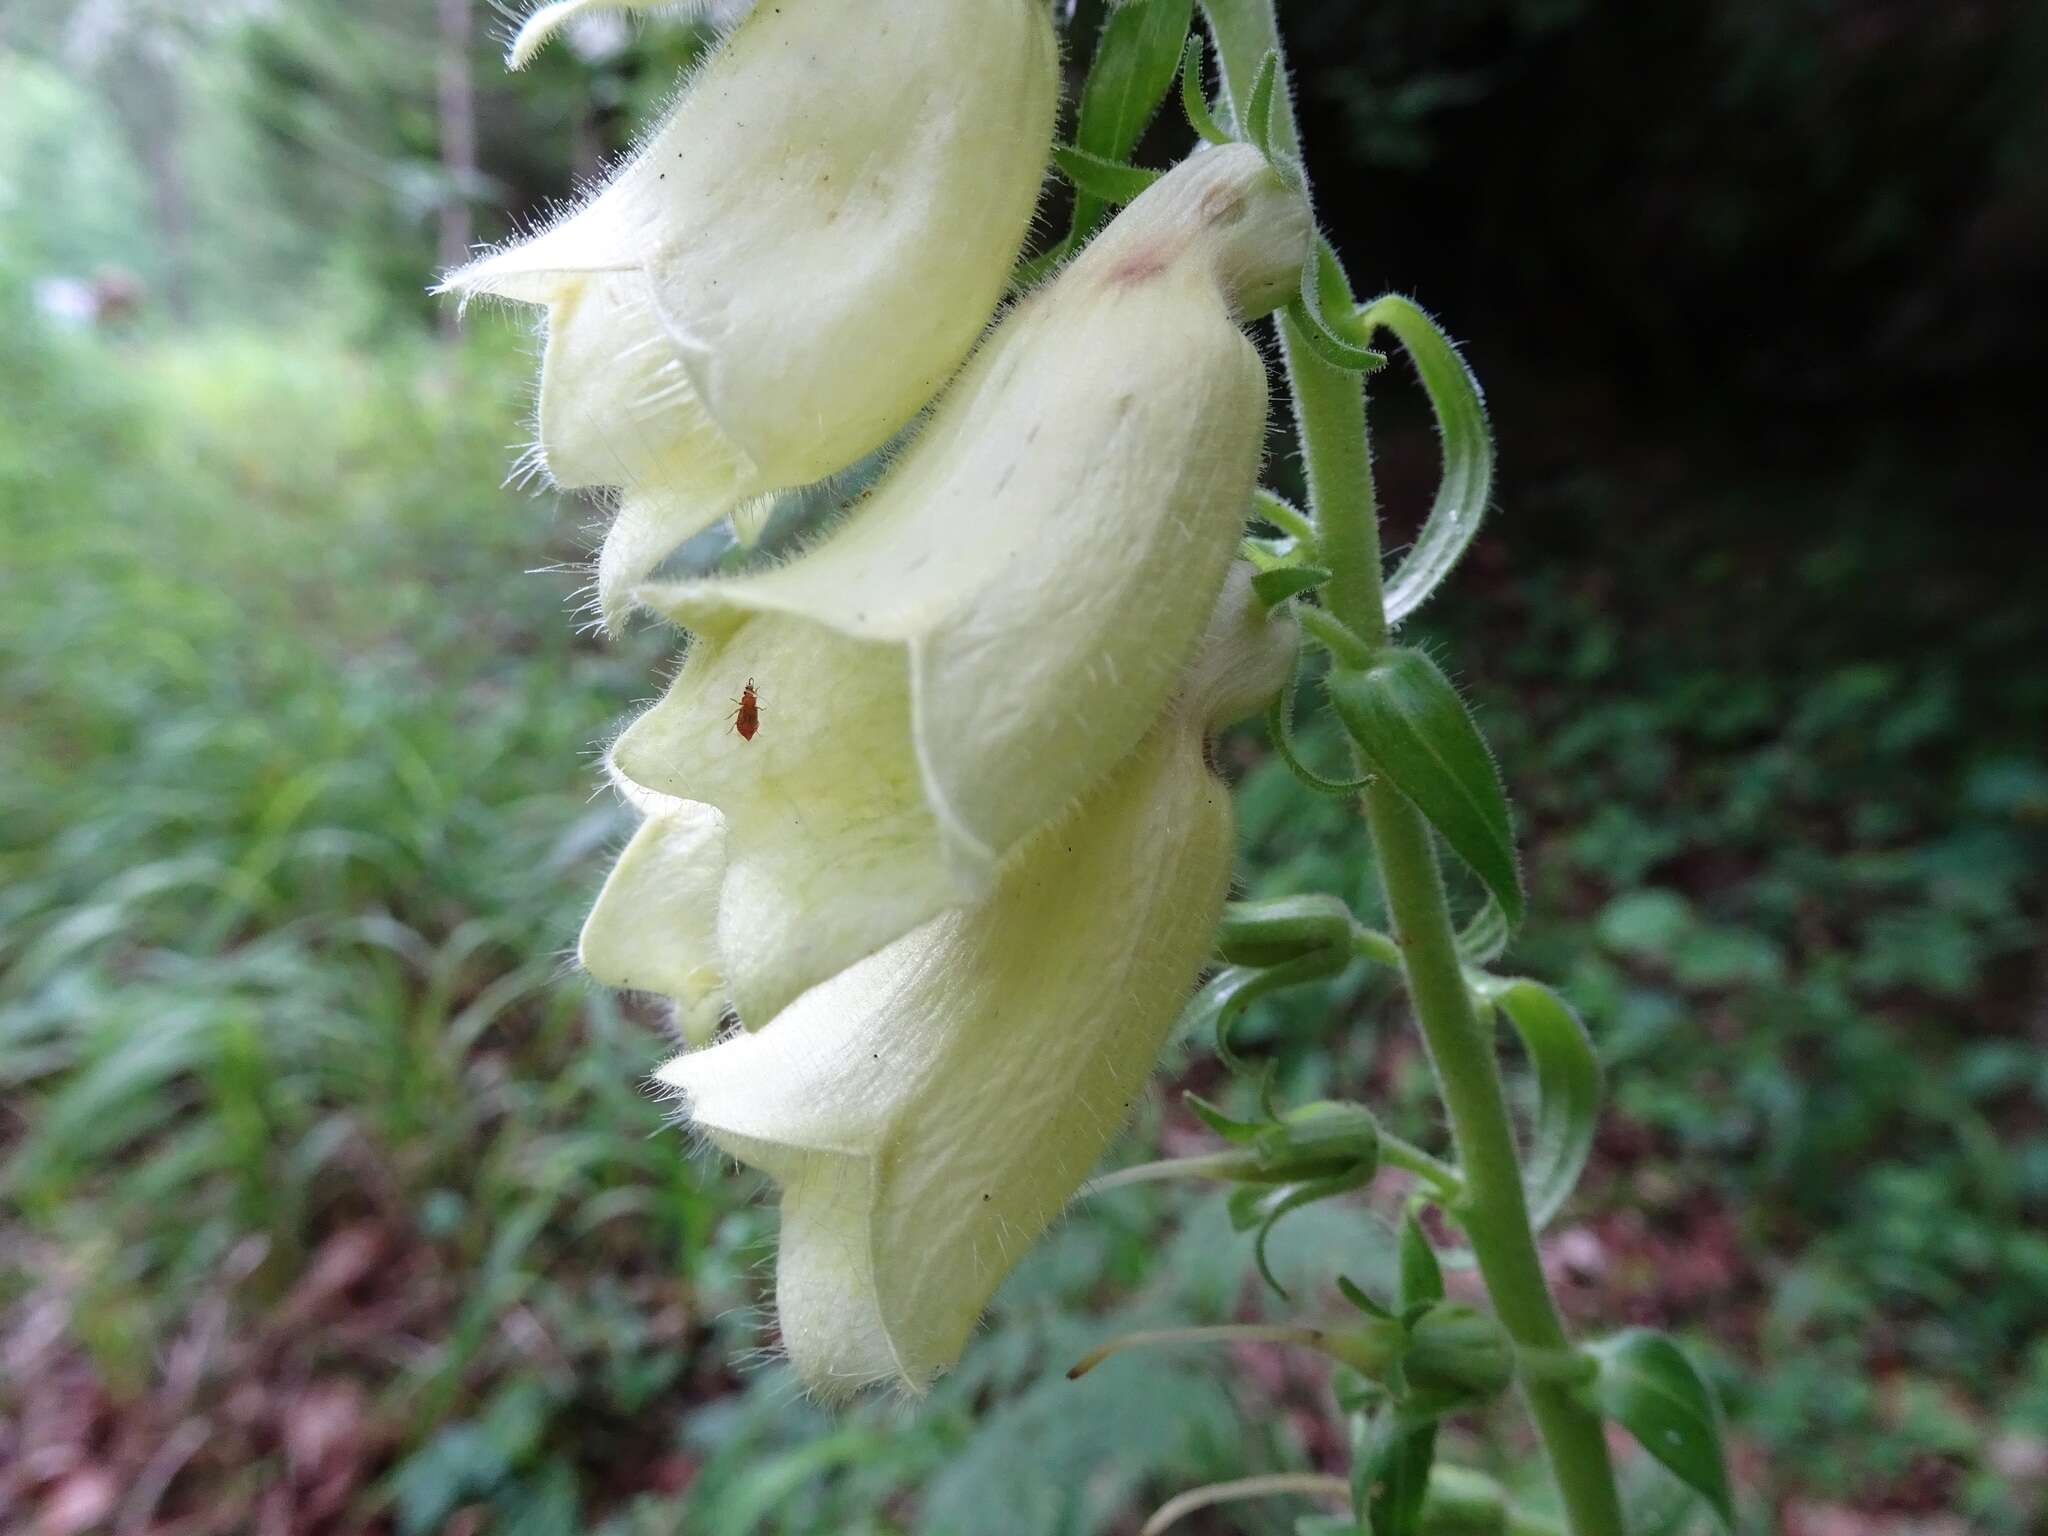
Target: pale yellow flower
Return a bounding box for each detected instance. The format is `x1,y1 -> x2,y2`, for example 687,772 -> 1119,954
611,145 -> 1312,1025
657,567 -> 1297,1398
444,0 -> 1059,628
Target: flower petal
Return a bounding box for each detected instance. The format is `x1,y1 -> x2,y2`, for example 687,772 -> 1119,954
660,720 -> 1233,1396
634,145 -> 1303,912
610,616 -> 956,1026
578,795 -> 729,1046
447,0 -> 1060,628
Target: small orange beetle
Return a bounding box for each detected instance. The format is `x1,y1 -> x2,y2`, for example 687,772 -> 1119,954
729,678 -> 761,742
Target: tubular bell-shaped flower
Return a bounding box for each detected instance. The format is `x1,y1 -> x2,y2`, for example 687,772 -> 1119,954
659,569 -> 1298,1398
443,0 -> 1059,628
610,145 -> 1312,1026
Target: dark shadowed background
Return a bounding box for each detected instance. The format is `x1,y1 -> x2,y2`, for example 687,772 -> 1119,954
3,2 -> 2045,1532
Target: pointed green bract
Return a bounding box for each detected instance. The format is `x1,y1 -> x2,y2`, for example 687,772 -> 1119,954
1179,35 -> 1232,144
1398,1206 -> 1445,1308
1356,295 -> 1497,629
1290,240 -> 1390,374
1478,977 -> 1603,1231
1068,0 -> 1197,247
1329,648 -> 1524,928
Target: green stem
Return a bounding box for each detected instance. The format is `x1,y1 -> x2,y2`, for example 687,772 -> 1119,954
1201,5 -> 1624,1532
1199,0 -> 1386,651
1377,1131 -> 1464,1200
1364,789 -> 1624,1535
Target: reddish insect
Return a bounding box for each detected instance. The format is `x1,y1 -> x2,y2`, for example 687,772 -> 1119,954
728,678 -> 761,742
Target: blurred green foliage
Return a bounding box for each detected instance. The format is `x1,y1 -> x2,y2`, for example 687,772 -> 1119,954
2,0 -> 2045,1531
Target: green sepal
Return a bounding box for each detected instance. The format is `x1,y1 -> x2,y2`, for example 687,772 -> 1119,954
1354,1404 -> 1436,1536
1178,34 -> 1232,144
1338,1273 -> 1394,1321
1473,975 -> 1602,1230
1067,0 -> 1194,243
1215,893 -> 1355,967
1252,487 -> 1317,546
1185,1085 -> 1382,1192
1578,1331 -> 1736,1530
1251,1100 -> 1381,1183
1242,532 -> 1303,571
1183,1089 -> 1262,1144
1182,947 -> 1349,1070
1397,1206 -> 1445,1309
1329,648 -> 1525,928
1253,564 -> 1333,607
1352,294 -> 1496,628
1050,143 -> 1164,206
1288,240 -> 1390,374
1232,1171 -> 1375,1299
1287,295 -> 1390,374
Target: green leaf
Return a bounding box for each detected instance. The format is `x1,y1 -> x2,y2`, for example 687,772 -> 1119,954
1287,241 -> 1389,375
1244,48 -> 1281,157
1478,977 -> 1602,1229
1050,144 -> 1163,206
1354,1404 -> 1436,1536
1069,0 -> 1194,242
1252,563 -> 1332,606
1078,0 -> 1196,162
1354,294 -> 1496,628
1287,295 -> 1389,374
1329,648 -> 1524,927
1178,35 -> 1231,144
1580,1331 -> 1736,1531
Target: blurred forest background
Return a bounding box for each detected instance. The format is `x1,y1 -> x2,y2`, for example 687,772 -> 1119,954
3,1 -> 2046,1532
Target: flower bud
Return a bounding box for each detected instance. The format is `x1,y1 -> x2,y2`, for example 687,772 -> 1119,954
1401,1303 -> 1515,1406
1074,142 -> 1312,324
1213,893 -> 1357,968
445,0 -> 1059,628
615,148 -> 1311,1026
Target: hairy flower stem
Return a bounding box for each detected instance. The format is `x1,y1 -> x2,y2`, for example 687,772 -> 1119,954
1362,786 -> 1626,1536
1201,3 -> 1627,1531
